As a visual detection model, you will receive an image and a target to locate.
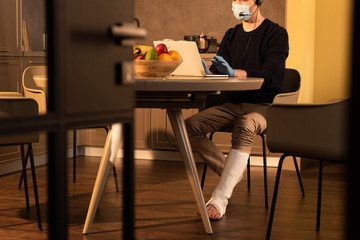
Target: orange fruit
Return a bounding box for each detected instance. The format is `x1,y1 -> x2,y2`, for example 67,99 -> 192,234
168,50 -> 181,61
158,53 -> 173,61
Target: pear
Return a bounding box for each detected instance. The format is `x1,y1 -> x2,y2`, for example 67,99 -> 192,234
144,48 -> 158,60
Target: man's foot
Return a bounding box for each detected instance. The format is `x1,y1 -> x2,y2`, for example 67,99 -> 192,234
196,203 -> 223,220
206,204 -> 221,220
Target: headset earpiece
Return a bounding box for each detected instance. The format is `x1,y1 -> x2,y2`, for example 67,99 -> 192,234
256,0 -> 263,5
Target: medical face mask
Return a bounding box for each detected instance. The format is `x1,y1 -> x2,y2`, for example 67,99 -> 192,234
232,3 -> 254,21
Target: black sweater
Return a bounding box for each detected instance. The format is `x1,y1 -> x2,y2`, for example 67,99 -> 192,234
209,19 -> 289,103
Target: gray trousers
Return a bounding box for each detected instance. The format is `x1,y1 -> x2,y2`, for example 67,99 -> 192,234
185,102 -> 269,175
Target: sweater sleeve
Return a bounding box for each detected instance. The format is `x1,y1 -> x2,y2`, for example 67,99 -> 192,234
209,28 -> 233,74
246,26 -> 289,90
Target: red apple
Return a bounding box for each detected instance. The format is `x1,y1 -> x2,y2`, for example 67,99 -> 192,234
155,43 -> 168,56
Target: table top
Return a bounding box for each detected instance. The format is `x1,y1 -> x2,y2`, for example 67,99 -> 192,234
135,76 -> 264,92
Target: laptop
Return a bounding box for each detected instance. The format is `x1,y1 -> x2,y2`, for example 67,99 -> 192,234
153,40 -> 228,79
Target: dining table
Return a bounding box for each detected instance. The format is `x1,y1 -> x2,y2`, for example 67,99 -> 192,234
82,75 -> 264,235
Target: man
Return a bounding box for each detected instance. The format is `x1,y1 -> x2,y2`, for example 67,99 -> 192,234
185,0 -> 289,220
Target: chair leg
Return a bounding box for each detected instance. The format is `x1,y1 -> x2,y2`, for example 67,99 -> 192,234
73,126 -> 119,192
292,155 -> 305,197
266,154 -> 287,240
73,129 -> 77,183
103,126 -> 119,192
316,160 -> 323,232
106,126 -> 120,192
201,163 -> 207,190
200,132 -> 215,190
247,157 -> 251,189
18,169 -> 24,189
83,129 -> 113,234
18,145 -> 31,189
260,133 -> 269,209
20,144 -> 30,210
112,165 -> 120,192
28,144 -> 42,231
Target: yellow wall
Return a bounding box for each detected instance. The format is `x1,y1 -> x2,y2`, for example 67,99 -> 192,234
286,0 -> 352,103
286,0 -> 315,103
313,0 -> 353,103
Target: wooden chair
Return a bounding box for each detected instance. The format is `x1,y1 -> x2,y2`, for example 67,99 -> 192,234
201,69 -> 305,209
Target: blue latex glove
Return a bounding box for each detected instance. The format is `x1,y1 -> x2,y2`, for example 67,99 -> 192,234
201,58 -> 210,75
211,56 -> 235,77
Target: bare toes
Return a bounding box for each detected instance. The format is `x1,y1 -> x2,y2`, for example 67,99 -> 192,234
206,204 -> 220,219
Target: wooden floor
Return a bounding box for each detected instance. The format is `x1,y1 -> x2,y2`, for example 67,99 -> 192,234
0,156 -> 346,240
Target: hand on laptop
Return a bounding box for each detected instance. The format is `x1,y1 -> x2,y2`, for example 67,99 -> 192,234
201,58 -> 210,75
211,56 -> 235,77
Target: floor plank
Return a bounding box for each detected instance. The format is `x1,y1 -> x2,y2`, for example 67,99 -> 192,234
0,156 -> 346,239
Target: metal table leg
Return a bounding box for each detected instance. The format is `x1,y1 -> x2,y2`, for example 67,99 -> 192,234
83,111 -> 212,235
167,109 -> 213,234
83,129 -> 113,234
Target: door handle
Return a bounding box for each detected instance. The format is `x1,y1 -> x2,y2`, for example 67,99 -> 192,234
110,23 -> 147,45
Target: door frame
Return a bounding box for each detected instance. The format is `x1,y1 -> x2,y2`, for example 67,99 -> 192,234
0,1 -> 135,239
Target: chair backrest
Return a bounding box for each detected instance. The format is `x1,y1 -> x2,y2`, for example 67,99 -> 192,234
22,66 -> 47,114
0,94 -> 39,145
273,68 -> 301,104
281,69 -> 301,93
22,66 -> 47,91
204,68 -> 301,108
267,99 -> 348,162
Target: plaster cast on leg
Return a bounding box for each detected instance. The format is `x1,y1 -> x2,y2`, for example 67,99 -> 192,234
206,148 -> 249,219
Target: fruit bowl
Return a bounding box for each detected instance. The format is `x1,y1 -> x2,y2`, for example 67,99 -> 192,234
134,60 -> 182,78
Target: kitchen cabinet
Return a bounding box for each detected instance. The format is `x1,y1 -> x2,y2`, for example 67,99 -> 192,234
134,108 -> 151,148
0,0 -> 25,93
150,108 -> 198,150
86,108 -> 150,149
0,0 -> 22,56
0,55 -> 46,94
0,145 -> 21,164
22,55 -> 47,69
0,0 -> 49,170
0,57 -> 22,92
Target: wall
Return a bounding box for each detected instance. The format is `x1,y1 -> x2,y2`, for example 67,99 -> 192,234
285,0 -> 316,103
313,0 -> 353,103
134,0 -> 286,46
286,0 -> 353,103
135,0 -> 352,104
